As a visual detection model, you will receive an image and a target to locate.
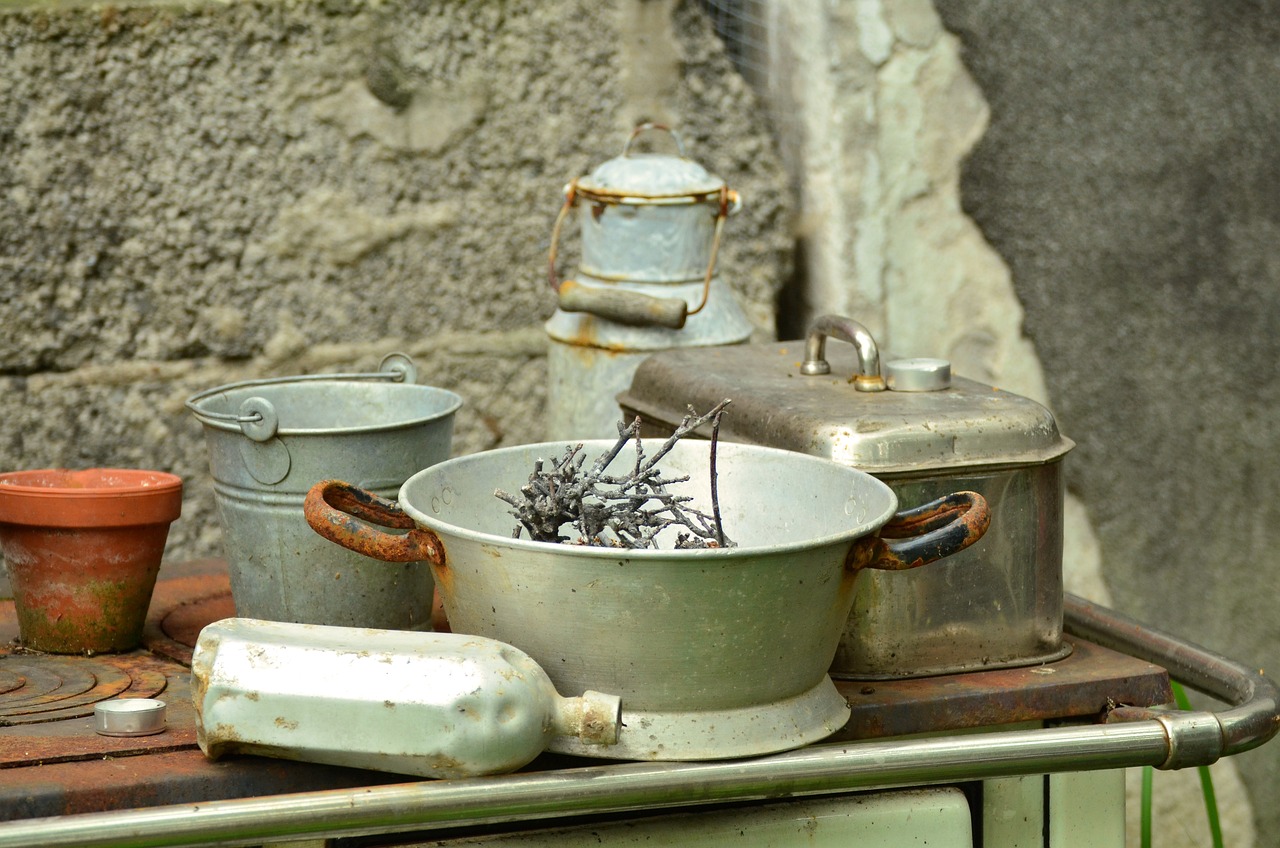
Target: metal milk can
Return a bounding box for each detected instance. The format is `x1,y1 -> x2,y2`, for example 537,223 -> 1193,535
544,123 -> 754,440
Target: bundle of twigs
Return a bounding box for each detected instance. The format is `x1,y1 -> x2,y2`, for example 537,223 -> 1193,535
495,400 -> 734,549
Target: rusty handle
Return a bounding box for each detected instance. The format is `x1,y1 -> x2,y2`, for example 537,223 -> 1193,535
304,480 -> 444,564
850,491 -> 990,572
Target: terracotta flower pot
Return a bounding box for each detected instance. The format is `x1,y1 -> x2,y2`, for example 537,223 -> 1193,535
0,469 -> 183,654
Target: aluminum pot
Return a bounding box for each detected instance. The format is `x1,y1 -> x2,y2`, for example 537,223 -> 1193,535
618,315 -> 1075,679
304,440 -> 989,761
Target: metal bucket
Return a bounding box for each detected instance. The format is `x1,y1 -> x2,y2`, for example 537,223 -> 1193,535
186,355 -> 461,629
304,440 -> 989,760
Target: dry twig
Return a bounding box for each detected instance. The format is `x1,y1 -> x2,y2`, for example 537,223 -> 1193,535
495,401 -> 734,549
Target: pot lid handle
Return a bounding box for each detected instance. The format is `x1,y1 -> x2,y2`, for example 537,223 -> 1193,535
800,315 -> 886,392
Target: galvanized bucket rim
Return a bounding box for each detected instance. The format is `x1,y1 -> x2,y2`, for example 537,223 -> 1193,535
185,374 -> 462,437
398,439 -> 900,561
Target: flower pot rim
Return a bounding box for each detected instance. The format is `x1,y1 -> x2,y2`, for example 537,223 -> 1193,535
0,468 -> 182,496
0,468 -> 183,528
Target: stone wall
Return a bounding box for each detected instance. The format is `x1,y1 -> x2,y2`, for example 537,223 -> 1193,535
0,0 -> 791,565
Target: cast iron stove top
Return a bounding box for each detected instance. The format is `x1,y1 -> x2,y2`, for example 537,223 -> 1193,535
0,560 -> 1171,823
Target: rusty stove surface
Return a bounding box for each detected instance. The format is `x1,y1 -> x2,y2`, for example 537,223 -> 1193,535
0,560 -> 1171,822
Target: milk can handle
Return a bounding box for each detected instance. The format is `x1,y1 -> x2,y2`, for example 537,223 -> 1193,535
848,491 -> 990,573
545,122 -> 733,329
621,122 -> 688,157
304,480 -> 445,565
546,181 -> 695,329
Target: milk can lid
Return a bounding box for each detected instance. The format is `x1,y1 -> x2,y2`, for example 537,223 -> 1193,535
577,125 -> 725,201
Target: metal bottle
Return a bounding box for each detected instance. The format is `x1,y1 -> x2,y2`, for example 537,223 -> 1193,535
192,618 -> 622,778
544,124 -> 753,440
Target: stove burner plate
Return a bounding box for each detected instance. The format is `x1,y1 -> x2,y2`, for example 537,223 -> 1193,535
0,668 -> 23,695
0,655 -> 166,725
143,591 -> 236,666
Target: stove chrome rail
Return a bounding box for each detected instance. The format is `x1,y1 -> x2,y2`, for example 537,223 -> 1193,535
1,594 -> 1275,848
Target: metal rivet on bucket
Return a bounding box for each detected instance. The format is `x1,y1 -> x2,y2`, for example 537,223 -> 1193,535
238,397 -> 280,442
378,352 -> 418,385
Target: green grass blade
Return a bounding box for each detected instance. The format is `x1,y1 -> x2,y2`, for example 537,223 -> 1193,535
1171,680 -> 1225,848
1141,765 -> 1153,848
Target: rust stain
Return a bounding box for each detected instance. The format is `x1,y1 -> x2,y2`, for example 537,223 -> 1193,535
431,558 -> 454,601
560,327 -> 636,354
833,639 -> 1172,741
431,586 -> 451,632
303,481 -> 443,564
864,491 -> 990,572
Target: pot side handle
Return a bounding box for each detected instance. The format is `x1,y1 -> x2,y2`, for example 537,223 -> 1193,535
854,491 -> 990,572
303,480 -> 444,565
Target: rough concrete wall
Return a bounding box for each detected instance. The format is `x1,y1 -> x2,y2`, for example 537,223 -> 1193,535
933,2 -> 1280,843
0,0 -> 790,568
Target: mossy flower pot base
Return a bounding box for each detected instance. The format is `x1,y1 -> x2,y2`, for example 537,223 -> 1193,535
0,469 -> 183,654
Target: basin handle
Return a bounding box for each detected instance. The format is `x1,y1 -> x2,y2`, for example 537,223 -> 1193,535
849,491 -> 990,572
304,480 -> 445,565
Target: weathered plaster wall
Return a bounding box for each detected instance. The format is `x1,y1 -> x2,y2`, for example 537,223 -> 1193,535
755,0 -> 1114,613
932,3 -> 1280,843
750,0 -> 1265,843
0,0 -> 791,566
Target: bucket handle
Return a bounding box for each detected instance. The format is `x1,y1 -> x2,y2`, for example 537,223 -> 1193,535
848,491 -> 990,573
184,353 -> 418,441
304,480 -> 445,565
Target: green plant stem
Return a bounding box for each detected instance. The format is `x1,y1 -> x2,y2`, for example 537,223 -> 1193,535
1171,680 -> 1225,848
1141,765 -> 1153,848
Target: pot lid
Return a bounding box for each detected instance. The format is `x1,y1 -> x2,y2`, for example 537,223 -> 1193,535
576,125 -> 725,201
617,328 -> 1073,474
